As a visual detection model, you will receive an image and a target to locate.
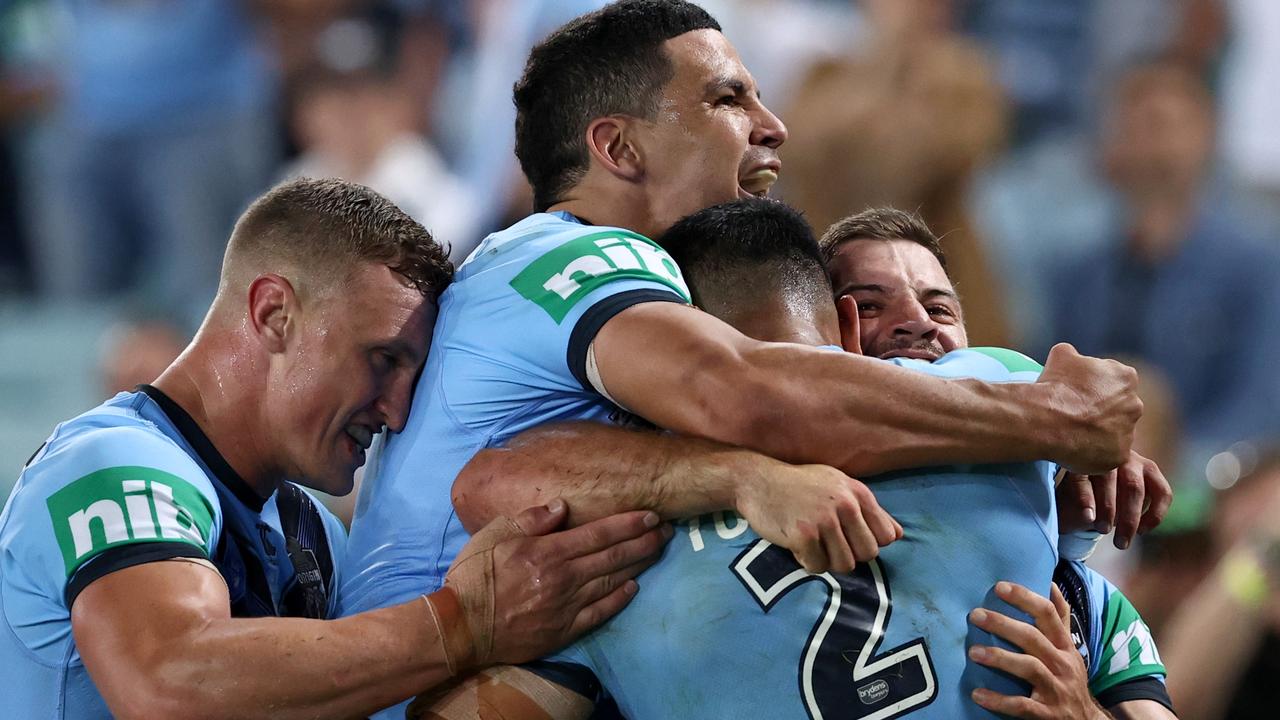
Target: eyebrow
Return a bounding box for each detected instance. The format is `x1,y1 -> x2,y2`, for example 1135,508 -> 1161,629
838,283 -> 886,296
838,283 -> 960,303
921,288 -> 961,302
377,339 -> 423,365
705,76 -> 760,100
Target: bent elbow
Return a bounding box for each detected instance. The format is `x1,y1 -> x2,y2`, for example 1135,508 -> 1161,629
107,680 -> 206,720
452,451 -> 503,533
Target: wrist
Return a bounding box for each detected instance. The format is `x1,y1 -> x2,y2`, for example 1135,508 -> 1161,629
1022,382 -> 1072,461
423,586 -> 480,676
723,448 -> 782,513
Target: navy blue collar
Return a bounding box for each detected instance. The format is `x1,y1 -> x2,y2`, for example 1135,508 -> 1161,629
137,384 -> 268,512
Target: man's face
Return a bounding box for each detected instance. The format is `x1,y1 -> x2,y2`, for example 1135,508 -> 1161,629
827,238 -> 967,360
271,263 -> 435,495
634,29 -> 788,233
1102,78 -> 1213,200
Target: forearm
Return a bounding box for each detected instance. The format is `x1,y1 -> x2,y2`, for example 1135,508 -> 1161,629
101,594 -> 460,720
186,598 -> 457,719
1162,551 -> 1270,720
454,422 -> 770,531
689,342 -> 1062,476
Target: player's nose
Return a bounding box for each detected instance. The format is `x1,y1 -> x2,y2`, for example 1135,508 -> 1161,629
891,303 -> 939,339
752,102 -> 788,149
376,374 -> 415,434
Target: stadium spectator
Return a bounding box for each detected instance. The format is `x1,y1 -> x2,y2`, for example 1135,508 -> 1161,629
1045,58 -> 1280,471
97,316 -> 188,396
0,178 -> 667,719
284,63 -> 481,266
783,0 -> 1013,347
14,0 -> 280,328
1161,451 -> 1280,719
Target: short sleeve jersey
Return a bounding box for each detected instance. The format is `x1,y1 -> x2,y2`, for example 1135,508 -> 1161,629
342,211 -> 691,615
1055,560 -> 1172,710
0,388 -> 347,719
540,348 -> 1060,720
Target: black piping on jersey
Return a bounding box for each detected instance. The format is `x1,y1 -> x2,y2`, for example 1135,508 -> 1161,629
1054,560 -> 1093,666
138,383 -> 334,619
64,385 -> 270,609
138,384 -> 267,512
65,543 -> 207,608
1095,677 -> 1175,713
566,288 -> 686,394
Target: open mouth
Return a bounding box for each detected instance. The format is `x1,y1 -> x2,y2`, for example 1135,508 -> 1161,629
738,167 -> 779,198
345,424 -> 375,451
880,348 -> 943,362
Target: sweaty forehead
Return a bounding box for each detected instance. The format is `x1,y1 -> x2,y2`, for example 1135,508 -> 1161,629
661,29 -> 753,98
830,239 -> 952,295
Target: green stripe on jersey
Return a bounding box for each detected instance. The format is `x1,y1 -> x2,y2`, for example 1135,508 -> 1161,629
1090,586 -> 1166,694
968,347 -> 1044,374
510,231 -> 692,323
46,466 -> 216,577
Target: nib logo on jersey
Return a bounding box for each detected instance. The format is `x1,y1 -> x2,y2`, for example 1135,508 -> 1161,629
46,466 -> 216,577
511,230 -> 691,323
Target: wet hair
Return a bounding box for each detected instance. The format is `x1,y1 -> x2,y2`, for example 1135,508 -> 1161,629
513,0 -> 720,211
819,207 -> 947,272
657,197 -> 830,313
224,177 -> 452,298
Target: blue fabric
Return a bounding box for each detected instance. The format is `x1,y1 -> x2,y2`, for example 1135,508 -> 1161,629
0,391 -> 346,718
342,211 -> 690,720
53,0 -> 272,134
544,349 -> 1060,719
342,212 -> 690,611
1046,207 -> 1280,460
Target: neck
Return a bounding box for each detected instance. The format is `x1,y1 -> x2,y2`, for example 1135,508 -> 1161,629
717,302 -> 839,348
151,318 -> 279,500
547,177 -> 666,239
1126,193 -> 1194,263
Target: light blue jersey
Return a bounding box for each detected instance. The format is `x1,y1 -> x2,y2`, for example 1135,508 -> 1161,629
0,388 -> 346,719
342,212 -> 691,613
1055,560 -> 1171,710
540,349 -> 1059,719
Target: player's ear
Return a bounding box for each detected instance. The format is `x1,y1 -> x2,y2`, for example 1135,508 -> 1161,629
586,116 -> 643,182
836,295 -> 863,355
247,274 -> 296,354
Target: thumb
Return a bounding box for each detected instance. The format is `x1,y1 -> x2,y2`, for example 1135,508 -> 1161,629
1045,342 -> 1080,367
510,498 -> 569,537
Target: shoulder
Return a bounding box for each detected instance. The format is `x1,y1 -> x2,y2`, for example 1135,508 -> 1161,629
2,400 -> 221,606
884,347 -> 1042,382
18,401 -> 217,510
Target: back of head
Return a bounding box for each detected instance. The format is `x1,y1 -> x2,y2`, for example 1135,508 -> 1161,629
819,207 -> 948,273
220,177 -> 453,305
657,198 -> 830,320
513,0 -> 720,212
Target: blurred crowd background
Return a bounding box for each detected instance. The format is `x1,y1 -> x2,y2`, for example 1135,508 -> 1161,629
1,0 -> 1279,716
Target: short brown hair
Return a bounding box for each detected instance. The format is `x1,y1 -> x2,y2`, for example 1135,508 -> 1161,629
819,207 -> 947,271
224,177 -> 452,297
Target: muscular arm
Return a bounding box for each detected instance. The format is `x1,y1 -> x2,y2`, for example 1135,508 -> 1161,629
454,423 -> 778,531
592,303 -> 1139,476
73,505 -> 667,720
454,422 -> 902,573
74,559 -> 452,720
